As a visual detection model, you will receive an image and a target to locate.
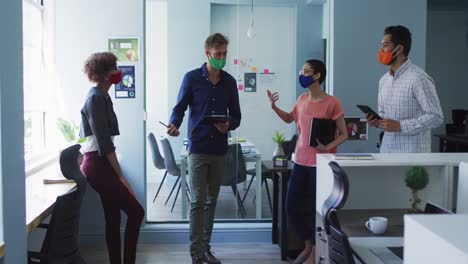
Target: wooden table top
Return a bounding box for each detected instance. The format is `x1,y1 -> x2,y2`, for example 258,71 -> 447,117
262,160 -> 293,172
336,209 -> 407,237
25,164 -> 76,232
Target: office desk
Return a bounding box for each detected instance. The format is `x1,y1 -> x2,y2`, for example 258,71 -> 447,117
262,160 -> 293,260
315,153 -> 468,264
26,165 -> 76,232
434,134 -> 468,152
179,142 -> 262,219
317,153 -> 468,213
316,209 -> 405,264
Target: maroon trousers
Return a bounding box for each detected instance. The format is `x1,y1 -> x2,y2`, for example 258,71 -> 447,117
81,152 -> 145,264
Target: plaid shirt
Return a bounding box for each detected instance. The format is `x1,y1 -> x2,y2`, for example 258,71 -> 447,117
378,59 -> 443,153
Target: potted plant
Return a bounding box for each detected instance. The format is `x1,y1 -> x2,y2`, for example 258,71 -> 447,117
405,166 -> 429,213
272,130 -> 285,157
57,118 -> 86,144
56,118 -> 86,165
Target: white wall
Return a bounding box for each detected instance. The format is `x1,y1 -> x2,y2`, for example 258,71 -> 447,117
54,0 -> 145,235
211,4 -> 296,159
1,0 -> 27,262
426,8 -> 468,150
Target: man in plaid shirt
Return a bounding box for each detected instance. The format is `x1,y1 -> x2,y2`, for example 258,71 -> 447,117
367,25 -> 443,153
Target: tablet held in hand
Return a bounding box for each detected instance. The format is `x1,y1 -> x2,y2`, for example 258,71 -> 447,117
203,115 -> 231,124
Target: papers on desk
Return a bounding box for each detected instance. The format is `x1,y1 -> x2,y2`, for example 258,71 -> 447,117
334,153 -> 374,160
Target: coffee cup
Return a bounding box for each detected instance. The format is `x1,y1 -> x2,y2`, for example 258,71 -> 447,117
365,217 -> 388,235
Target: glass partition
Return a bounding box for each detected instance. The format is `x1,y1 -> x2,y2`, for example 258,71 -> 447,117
145,0 -> 323,222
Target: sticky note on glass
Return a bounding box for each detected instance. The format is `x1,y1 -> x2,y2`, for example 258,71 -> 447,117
234,59 -> 238,65
251,67 -> 257,72
263,69 -> 270,74
238,84 -> 244,91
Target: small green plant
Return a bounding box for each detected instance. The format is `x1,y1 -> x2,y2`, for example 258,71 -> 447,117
56,118 -> 86,144
405,166 -> 429,212
272,130 -> 285,144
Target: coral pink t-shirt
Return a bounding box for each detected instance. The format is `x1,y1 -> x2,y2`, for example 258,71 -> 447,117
291,93 -> 344,166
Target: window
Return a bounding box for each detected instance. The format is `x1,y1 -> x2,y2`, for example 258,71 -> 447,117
23,0 -> 61,168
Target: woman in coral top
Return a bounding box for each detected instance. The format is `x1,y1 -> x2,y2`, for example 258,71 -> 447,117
267,59 -> 348,264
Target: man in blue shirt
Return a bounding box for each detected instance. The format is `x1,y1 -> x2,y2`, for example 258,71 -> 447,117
167,33 -> 241,264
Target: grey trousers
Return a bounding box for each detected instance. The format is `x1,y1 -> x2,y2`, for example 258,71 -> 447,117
188,153 -> 225,257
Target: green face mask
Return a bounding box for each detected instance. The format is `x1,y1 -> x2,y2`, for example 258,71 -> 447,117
208,56 -> 226,70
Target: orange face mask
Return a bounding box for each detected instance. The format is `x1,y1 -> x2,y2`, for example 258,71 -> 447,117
378,45 -> 400,65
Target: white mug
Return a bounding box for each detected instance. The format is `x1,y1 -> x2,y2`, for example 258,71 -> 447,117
365,217 -> 388,235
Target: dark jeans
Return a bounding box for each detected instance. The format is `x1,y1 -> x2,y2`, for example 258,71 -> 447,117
286,163 -> 316,242
81,151 -> 145,264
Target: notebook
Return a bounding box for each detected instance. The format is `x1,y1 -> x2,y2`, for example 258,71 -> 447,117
308,118 -> 336,147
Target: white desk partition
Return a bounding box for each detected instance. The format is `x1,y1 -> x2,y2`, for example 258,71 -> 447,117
457,162 -> 468,213
317,153 -> 468,212
405,214 -> 468,264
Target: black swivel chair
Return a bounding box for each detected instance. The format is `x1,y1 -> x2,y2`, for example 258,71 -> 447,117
147,133 -> 168,203
222,143 -> 248,217
59,144 -> 87,199
29,144 -> 87,264
326,210 -> 360,264
28,190 -> 86,264
321,161 -> 350,235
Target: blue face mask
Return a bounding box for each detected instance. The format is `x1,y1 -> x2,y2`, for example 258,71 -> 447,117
299,74 -> 315,88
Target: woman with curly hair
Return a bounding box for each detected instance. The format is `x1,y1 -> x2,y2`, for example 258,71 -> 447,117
80,52 -> 144,264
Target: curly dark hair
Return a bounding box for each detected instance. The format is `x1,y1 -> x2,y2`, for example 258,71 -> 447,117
83,52 -> 118,83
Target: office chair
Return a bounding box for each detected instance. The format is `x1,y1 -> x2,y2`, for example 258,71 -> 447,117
321,161 -> 349,235
28,189 -> 86,264
326,210 -> 360,264
222,143 -> 247,217
59,144 -> 87,199
147,133 -> 168,203
159,137 -> 190,213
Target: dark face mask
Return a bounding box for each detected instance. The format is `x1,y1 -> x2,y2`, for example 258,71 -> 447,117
299,74 -> 315,88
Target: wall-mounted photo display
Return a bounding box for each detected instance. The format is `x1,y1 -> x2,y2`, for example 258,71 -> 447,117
344,117 -> 368,140
244,72 -> 257,92
108,38 -> 140,62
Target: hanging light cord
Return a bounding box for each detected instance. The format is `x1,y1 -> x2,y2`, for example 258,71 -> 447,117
250,0 -> 254,27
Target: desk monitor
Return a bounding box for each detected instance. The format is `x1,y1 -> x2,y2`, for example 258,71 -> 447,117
424,202 -> 453,214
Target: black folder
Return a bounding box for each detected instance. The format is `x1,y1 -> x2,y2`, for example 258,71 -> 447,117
308,118 -> 336,147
